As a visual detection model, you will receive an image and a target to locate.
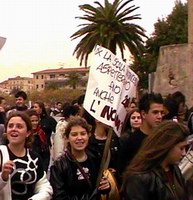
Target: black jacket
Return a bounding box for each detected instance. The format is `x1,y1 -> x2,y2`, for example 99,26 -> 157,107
50,150 -> 101,200
121,165 -> 188,200
117,129 -> 147,180
87,132 -> 120,170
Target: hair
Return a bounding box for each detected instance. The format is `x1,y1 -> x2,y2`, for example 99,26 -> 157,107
77,94 -> 85,106
62,104 -> 79,119
123,108 -> 141,133
56,101 -> 62,105
26,109 -> 39,118
163,96 -> 179,119
138,92 -> 163,113
64,116 -> 91,138
122,120 -> 189,180
4,111 -> 33,148
33,101 -> 48,118
171,91 -> 186,105
15,91 -> 27,100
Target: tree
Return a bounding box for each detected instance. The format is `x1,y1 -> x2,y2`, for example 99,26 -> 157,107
131,0 -> 187,90
144,0 -> 187,73
65,72 -> 81,89
71,0 -> 147,66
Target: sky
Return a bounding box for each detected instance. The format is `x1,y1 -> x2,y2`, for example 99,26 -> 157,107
0,0 -> 187,82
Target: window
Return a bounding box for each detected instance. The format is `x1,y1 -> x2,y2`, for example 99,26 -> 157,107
50,74 -> 55,79
41,84 -> 44,88
41,75 -> 44,79
36,85 -> 39,89
36,75 -> 39,79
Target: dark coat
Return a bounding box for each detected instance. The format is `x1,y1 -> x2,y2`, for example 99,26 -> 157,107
50,150 -> 101,200
87,132 -> 120,170
39,115 -> 57,146
121,165 -> 188,200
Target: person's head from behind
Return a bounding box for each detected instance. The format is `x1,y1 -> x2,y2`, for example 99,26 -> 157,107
171,91 -> 185,110
5,111 -> 33,148
163,95 -> 178,120
76,94 -> 85,117
126,120 -> 189,174
62,104 -> 79,120
15,91 -> 27,108
64,116 -> 91,154
139,92 -> 164,129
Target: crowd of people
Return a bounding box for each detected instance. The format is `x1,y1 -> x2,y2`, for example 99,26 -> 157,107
0,89 -> 192,200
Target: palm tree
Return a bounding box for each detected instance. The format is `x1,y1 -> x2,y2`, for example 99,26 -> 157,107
71,0 -> 147,66
65,72 -> 81,89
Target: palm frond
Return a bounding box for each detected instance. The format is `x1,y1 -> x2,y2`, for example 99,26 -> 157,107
71,0 -> 147,66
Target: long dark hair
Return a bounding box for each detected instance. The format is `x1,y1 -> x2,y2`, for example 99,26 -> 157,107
122,108 -> 141,133
33,101 -> 48,118
122,120 -> 189,179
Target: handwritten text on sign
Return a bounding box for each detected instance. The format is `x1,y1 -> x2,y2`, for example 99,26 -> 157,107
83,45 -> 139,136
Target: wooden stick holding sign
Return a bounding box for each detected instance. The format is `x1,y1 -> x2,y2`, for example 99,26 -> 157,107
96,127 -> 113,188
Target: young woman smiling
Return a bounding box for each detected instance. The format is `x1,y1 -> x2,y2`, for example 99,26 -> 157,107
0,111 -> 52,200
50,116 -> 110,200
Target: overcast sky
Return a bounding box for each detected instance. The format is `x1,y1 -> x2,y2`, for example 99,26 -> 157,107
0,0 -> 187,81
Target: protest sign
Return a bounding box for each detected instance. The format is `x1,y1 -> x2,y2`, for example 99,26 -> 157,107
83,45 -> 139,136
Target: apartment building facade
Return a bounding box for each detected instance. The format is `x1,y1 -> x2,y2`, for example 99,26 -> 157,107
0,67 -> 89,93
32,67 -> 89,91
0,76 -> 34,94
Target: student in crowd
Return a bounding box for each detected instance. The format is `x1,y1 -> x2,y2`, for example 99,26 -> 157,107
0,96 -> 7,125
53,104 -> 79,160
50,101 -> 63,117
118,92 -> 164,183
163,91 -> 187,123
0,97 -> 7,144
171,91 -> 187,123
122,108 -> 142,134
50,116 -> 110,200
7,91 -> 28,117
32,101 -> 57,172
75,94 -> 96,133
87,119 -> 120,173
126,98 -> 138,114
121,120 -> 189,200
163,95 -> 179,121
27,109 -> 50,172
0,111 -> 52,199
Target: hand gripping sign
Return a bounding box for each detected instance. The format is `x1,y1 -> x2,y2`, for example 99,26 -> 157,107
83,45 -> 139,136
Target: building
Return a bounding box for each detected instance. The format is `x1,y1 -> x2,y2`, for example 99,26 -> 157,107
0,76 -> 34,94
32,67 -> 89,91
0,67 -> 89,93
